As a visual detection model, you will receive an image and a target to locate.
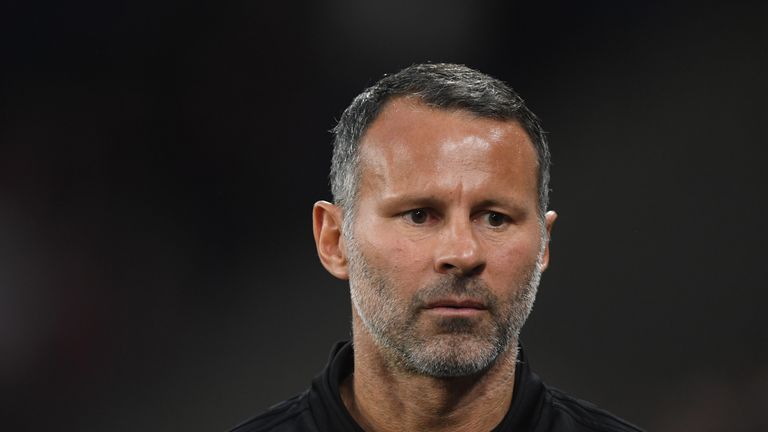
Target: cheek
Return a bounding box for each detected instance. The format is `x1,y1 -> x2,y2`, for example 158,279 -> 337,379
376,238 -> 425,269
489,237 -> 541,282
361,233 -> 433,287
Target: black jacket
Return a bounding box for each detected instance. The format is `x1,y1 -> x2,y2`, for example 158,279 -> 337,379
231,341 -> 643,432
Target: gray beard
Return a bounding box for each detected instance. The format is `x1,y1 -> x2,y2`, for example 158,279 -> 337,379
346,235 -> 543,378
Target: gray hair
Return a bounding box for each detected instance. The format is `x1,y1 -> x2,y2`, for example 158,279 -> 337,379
330,63 -> 551,228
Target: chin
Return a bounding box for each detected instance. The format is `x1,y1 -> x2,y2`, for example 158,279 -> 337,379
401,333 -> 509,378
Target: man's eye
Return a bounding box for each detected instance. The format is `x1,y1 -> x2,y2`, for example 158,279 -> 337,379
404,209 -> 429,224
485,211 -> 508,227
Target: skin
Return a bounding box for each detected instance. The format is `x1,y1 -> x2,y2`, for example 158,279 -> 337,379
313,97 -> 557,432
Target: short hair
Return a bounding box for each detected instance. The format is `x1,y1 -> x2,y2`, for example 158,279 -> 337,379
330,63 -> 551,223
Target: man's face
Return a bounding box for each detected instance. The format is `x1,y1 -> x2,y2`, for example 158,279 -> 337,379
345,97 -> 553,377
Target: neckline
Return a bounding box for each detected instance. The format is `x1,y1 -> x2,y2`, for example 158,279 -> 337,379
310,341 -> 545,432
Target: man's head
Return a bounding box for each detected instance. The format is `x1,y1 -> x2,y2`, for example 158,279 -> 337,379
330,63 -> 551,225
313,63 -> 556,378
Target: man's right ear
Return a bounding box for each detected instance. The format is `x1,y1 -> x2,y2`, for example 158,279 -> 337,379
312,201 -> 349,280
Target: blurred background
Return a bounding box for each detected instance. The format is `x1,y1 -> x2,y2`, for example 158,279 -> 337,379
1,0 -> 766,430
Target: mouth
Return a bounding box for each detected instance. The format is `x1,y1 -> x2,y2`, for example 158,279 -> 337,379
426,299 -> 486,309
423,299 -> 487,316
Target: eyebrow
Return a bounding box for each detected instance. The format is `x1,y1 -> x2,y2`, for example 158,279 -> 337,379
471,199 -> 529,216
378,194 -> 528,215
378,194 -> 444,210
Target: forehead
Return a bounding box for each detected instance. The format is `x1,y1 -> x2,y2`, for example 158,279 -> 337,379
357,97 -> 539,201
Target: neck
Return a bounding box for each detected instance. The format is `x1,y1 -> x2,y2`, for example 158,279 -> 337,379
340,315 -> 518,432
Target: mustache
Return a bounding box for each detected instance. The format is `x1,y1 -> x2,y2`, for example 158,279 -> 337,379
410,276 -> 498,312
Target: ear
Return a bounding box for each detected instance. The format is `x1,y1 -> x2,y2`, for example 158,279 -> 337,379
312,200 -> 349,280
539,210 -> 558,272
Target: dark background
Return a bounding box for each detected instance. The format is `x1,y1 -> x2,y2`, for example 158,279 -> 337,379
2,1 -> 766,431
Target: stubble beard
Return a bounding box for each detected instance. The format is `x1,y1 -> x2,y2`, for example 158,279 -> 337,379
346,232 -> 544,378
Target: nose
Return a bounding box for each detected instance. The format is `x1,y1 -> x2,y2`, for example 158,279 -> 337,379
434,217 -> 486,277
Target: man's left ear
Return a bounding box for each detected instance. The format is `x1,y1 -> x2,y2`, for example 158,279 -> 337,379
312,201 -> 349,280
540,210 -> 557,272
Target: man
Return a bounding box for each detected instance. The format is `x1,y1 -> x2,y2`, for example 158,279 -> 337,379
232,63 -> 643,431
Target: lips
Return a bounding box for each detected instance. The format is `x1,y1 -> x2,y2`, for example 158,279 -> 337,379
424,299 -> 487,310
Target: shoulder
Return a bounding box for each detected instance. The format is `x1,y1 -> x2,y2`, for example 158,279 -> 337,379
229,391 -> 316,432
541,386 -> 645,432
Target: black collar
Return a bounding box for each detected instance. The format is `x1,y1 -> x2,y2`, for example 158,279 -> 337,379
307,341 -> 546,431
